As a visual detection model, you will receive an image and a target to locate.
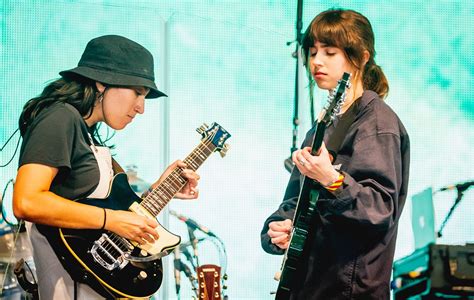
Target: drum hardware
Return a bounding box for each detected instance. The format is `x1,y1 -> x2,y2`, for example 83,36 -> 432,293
13,258 -> 38,300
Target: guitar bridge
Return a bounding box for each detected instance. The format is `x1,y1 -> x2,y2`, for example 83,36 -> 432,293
90,233 -> 133,270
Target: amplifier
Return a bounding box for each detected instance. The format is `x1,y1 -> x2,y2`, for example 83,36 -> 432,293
392,243 -> 474,299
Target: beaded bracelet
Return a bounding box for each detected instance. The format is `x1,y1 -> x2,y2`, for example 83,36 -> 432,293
325,173 -> 345,192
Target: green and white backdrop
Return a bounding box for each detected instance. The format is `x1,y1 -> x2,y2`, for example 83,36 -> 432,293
1,1 -> 473,299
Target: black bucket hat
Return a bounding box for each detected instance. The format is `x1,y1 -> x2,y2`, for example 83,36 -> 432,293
60,35 -> 166,99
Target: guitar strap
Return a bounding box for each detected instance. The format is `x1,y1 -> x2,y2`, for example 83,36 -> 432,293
112,157 -> 125,174
326,102 -> 357,162
86,131 -> 124,175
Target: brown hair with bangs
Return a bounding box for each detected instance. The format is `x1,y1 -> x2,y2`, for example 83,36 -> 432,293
301,9 -> 389,99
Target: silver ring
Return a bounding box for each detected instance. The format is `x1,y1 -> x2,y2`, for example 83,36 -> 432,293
299,159 -> 305,166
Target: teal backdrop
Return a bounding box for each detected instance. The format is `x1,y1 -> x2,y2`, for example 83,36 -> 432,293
1,1 -> 473,299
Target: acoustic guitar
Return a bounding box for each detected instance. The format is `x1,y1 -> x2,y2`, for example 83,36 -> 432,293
198,264 -> 222,300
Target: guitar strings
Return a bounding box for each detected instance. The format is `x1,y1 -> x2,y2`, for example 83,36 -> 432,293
99,137 -> 217,261
141,139 -> 215,215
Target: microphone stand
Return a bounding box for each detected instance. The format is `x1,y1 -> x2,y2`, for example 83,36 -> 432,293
173,247 -> 181,298
179,259 -> 198,297
284,0 -> 312,173
437,187 -> 467,238
188,227 -> 200,267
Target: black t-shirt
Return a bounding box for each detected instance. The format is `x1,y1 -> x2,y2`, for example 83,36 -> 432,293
19,102 -> 100,200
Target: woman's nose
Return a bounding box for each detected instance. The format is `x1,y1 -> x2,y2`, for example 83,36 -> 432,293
311,53 -> 323,66
135,97 -> 145,114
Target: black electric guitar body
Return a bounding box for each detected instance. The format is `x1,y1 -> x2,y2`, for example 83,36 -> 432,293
40,123 -> 231,299
44,174 -> 165,298
275,73 -> 351,300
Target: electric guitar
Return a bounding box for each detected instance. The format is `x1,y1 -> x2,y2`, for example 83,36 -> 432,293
41,123 -> 231,299
197,264 -> 222,300
274,73 -> 351,299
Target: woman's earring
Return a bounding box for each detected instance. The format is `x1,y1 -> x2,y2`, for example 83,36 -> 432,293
97,92 -> 104,103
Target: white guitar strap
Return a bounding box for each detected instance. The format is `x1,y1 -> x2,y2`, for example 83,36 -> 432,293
86,133 -> 113,199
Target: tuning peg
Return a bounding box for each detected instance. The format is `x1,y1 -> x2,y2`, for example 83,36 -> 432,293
200,123 -> 209,132
223,273 -> 228,280
219,133 -> 229,145
220,143 -> 230,158
196,123 -> 210,135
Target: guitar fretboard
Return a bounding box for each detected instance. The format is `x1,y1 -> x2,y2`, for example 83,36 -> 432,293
140,141 -> 216,217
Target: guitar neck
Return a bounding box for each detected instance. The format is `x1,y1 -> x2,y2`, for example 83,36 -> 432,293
309,71 -> 349,157
310,120 -> 328,156
140,141 -> 216,217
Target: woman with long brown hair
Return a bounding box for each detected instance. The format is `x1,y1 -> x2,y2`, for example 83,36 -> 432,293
14,35 -> 200,299
262,9 -> 410,299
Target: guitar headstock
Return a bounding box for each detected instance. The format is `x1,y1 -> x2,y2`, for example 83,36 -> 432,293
196,123 -> 231,157
197,264 -> 222,300
320,72 -> 351,124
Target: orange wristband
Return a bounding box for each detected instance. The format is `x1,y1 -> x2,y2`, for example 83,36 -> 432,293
325,173 -> 344,191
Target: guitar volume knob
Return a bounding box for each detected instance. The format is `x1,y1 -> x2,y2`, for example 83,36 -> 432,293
138,271 -> 147,280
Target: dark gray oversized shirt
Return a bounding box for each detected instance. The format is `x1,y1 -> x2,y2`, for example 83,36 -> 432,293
261,90 -> 410,299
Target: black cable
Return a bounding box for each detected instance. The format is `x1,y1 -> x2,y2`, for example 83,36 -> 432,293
14,256 -> 39,299
74,281 -> 78,300
208,235 -> 228,298
0,128 -> 19,151
1,129 -> 21,168
210,235 -> 228,277
1,179 -> 17,226
101,122 -> 116,144
24,259 -> 37,285
93,122 -> 116,148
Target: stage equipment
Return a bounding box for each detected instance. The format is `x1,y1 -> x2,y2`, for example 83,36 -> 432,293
170,210 -> 228,299
437,180 -> 474,238
392,243 -> 474,299
0,223 -> 35,299
13,258 -> 38,300
284,0 -> 315,173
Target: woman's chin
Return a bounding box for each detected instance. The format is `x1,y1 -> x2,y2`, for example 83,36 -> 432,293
107,122 -> 127,130
315,79 -> 338,91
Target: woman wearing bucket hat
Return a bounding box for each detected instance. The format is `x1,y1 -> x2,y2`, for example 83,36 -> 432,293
13,35 -> 200,299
